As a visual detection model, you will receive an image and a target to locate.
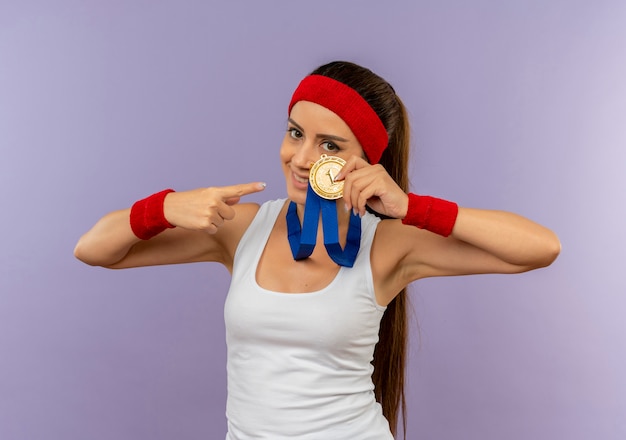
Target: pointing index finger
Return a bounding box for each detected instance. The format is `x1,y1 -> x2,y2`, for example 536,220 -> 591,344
220,182 -> 267,199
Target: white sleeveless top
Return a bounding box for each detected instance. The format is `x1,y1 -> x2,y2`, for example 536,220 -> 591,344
224,199 -> 393,439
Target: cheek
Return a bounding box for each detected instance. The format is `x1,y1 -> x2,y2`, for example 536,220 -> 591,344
279,137 -> 294,163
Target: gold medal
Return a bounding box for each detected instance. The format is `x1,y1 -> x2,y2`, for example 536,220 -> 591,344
309,154 -> 345,200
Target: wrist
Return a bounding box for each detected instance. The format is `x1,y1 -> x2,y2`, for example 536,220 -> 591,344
130,189 -> 176,240
401,193 -> 458,237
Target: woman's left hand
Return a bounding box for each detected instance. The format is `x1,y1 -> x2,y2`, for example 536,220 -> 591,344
335,156 -> 408,218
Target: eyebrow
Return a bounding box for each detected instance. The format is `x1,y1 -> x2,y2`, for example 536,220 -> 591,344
288,118 -> 350,143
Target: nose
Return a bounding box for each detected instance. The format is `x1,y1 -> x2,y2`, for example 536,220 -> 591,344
291,143 -> 321,170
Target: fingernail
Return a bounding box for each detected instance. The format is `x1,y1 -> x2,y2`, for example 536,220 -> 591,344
344,203 -> 350,212
259,182 -> 267,189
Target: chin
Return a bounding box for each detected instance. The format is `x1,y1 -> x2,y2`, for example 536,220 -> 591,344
286,188 -> 307,205
284,175 -> 309,205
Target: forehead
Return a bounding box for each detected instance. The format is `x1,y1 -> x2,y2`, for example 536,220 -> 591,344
289,101 -> 357,140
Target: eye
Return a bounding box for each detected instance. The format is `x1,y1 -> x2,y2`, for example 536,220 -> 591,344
321,141 -> 339,152
287,127 -> 303,139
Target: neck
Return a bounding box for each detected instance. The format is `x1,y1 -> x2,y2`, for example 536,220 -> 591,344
294,199 -> 352,226
286,196 -> 362,267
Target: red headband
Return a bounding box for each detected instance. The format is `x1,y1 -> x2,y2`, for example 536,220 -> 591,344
288,75 -> 388,164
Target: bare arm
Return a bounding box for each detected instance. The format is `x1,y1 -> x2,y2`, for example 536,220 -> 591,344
74,207 -> 145,267
443,207 -> 561,273
74,182 -> 266,269
371,208 -> 560,305
384,207 -> 559,277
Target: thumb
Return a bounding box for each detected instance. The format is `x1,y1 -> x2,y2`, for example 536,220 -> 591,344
225,196 -> 241,206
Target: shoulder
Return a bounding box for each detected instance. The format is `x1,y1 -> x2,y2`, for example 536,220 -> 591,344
370,218 -> 407,271
370,218 -> 435,305
233,201 -> 262,219
233,199 -> 285,227
372,217 -> 413,257
220,202 -> 262,250
220,200 -> 286,267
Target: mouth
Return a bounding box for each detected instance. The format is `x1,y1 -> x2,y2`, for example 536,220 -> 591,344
293,173 -> 308,184
290,170 -> 310,190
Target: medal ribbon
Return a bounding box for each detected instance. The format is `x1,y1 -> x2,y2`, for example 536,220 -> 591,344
287,184 -> 361,267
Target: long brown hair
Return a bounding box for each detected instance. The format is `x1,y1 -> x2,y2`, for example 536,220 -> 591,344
310,61 -> 411,438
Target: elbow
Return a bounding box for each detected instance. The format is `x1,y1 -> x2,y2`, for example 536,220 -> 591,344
510,232 -> 561,274
530,233 -> 562,270
544,231 -> 561,266
541,240 -> 561,268
73,238 -> 87,263
73,237 -> 114,268
73,240 -> 99,266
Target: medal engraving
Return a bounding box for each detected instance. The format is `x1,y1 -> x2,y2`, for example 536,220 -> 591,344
309,154 -> 345,199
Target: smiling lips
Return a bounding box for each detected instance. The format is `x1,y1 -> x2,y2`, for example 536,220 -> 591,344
293,172 -> 309,185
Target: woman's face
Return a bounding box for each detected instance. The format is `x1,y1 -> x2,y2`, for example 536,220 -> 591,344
280,100 -> 365,205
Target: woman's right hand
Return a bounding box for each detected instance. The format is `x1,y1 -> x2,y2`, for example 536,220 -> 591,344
164,182 -> 266,234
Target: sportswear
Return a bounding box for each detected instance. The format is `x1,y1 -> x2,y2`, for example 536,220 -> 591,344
224,199 -> 393,439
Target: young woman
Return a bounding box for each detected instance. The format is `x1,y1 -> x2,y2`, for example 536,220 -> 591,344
74,61 -> 560,439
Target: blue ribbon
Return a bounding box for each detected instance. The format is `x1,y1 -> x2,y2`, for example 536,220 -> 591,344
287,184 -> 361,267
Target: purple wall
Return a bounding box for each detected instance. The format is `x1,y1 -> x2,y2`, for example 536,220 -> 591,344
1,1 -> 624,439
